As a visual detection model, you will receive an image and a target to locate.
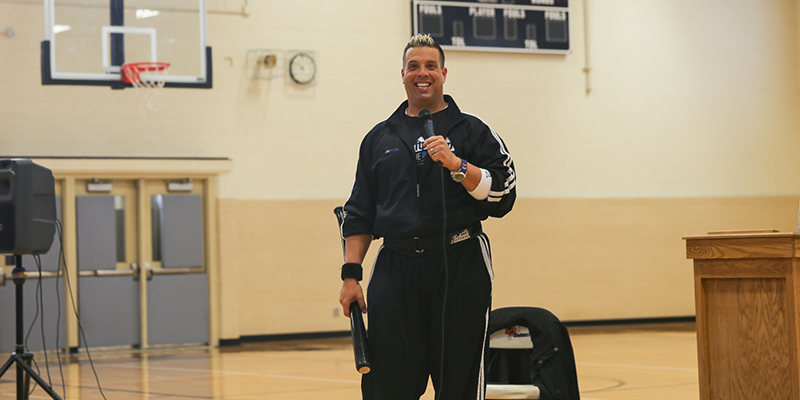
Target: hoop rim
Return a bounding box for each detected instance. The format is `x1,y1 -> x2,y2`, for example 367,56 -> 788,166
121,62 -> 171,84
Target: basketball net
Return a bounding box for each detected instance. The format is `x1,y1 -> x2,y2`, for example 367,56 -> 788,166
121,62 -> 171,114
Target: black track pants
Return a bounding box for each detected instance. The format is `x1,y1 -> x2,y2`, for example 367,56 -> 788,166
361,234 -> 493,400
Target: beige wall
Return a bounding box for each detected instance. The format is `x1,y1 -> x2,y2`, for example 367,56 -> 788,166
2,0 -> 800,340
219,196 -> 798,337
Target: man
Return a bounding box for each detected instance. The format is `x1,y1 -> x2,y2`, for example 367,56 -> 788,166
339,34 -> 516,400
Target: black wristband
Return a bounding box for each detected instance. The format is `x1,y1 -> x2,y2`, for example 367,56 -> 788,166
341,262 -> 363,281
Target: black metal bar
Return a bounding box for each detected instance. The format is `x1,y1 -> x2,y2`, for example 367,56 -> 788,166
14,354 -> 62,400
0,355 -> 13,376
110,0 -> 125,68
41,41 -> 214,89
14,255 -> 24,400
0,255 -> 64,400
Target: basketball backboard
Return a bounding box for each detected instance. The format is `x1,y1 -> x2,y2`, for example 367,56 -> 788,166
41,0 -> 211,89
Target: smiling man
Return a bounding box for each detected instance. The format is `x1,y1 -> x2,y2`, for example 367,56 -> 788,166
338,34 -> 516,400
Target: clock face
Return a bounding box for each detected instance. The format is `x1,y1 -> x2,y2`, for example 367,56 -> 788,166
289,53 -> 316,85
451,171 -> 466,182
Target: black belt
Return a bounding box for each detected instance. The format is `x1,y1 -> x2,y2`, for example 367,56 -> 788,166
383,223 -> 482,256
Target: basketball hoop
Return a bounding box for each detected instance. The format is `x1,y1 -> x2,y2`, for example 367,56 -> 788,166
121,62 -> 171,114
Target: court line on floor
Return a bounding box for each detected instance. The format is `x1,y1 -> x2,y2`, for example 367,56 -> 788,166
108,364 -> 361,384
109,364 -> 260,376
577,362 -> 697,372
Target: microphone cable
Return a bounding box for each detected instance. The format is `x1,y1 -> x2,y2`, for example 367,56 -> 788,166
9,222 -> 109,399
436,164 -> 449,400
13,253 -> 55,397
419,108 -> 450,400
55,219 -> 109,400
31,254 -> 56,395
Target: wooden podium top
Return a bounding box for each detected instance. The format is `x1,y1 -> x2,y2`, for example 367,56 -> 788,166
684,230 -> 800,260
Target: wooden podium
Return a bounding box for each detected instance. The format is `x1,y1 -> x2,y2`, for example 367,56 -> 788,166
685,230 -> 800,400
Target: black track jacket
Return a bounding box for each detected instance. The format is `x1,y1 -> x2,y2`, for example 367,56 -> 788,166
342,95 -> 516,240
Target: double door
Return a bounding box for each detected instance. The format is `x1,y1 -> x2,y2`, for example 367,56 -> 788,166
0,177 -> 216,352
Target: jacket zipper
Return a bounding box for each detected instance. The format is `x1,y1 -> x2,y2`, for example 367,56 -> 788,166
413,182 -> 421,237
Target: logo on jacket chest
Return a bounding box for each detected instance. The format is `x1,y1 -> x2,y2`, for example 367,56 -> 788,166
414,136 -> 455,165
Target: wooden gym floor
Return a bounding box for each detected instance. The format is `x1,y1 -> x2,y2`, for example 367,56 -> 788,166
0,323 -> 699,400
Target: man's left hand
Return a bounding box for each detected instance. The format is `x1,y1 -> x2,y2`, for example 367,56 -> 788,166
424,136 -> 460,171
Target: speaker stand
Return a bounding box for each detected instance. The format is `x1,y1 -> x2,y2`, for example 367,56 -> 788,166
0,255 -> 63,400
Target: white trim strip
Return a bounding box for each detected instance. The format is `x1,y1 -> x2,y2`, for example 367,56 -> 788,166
477,233 -> 493,400
461,111 -> 515,203
478,234 -> 493,281
101,26 -> 158,73
478,307 -> 490,400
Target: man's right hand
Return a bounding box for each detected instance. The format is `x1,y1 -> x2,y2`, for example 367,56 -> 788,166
339,278 -> 366,318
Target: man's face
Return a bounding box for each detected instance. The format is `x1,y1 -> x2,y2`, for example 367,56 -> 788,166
401,46 -> 447,112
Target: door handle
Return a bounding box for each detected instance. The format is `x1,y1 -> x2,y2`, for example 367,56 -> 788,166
132,262 -> 139,281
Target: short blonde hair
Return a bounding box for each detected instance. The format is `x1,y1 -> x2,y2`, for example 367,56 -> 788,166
403,34 -> 445,67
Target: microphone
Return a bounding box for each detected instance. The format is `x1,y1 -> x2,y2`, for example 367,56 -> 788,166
418,108 -> 435,138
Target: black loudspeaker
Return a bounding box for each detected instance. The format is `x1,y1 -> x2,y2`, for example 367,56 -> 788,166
0,159 -> 56,255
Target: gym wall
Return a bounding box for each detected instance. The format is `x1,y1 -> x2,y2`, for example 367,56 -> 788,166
1,0 -> 799,340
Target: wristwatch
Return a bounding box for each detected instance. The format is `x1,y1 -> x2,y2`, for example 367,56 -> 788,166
451,158 -> 468,182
